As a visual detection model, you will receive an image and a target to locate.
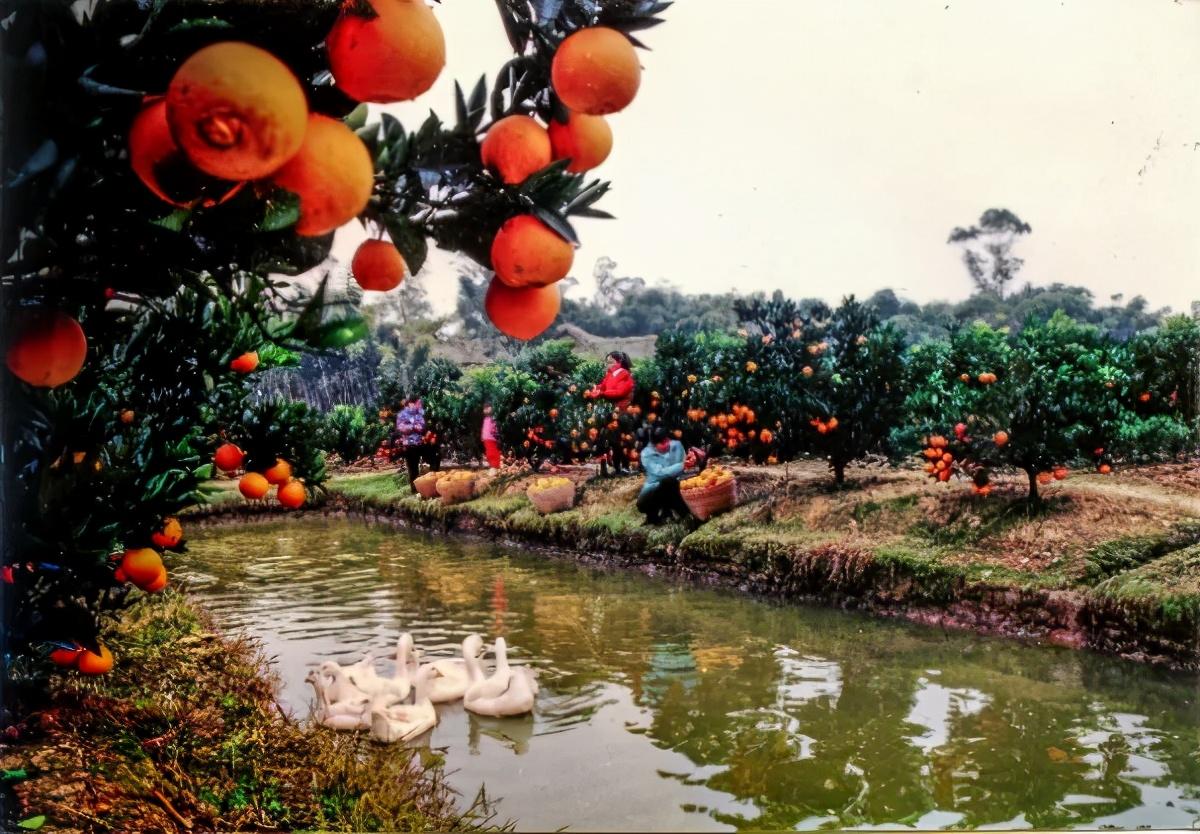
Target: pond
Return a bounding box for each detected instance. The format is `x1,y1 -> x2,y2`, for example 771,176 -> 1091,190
182,519 -> 1200,832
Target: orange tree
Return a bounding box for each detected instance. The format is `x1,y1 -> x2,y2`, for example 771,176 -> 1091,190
895,313 -> 1192,501
1,0 -> 672,671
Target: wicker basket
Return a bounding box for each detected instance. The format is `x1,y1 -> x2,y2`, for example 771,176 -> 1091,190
527,482 -> 575,514
436,475 -> 476,505
413,471 -> 441,499
681,477 -> 737,521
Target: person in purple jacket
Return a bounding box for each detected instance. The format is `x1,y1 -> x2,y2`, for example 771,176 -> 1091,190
394,396 -> 429,491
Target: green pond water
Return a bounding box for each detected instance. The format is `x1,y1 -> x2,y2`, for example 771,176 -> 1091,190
182,519 -> 1200,832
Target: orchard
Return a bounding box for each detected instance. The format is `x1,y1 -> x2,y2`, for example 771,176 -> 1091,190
0,0 -> 671,674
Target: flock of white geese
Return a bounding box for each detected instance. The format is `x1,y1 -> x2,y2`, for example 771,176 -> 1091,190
305,633 -> 539,744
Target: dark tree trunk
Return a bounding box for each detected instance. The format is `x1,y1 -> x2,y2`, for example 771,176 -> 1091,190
833,461 -> 846,485
1025,467 -> 1039,502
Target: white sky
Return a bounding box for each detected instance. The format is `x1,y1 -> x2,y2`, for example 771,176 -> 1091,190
333,0 -> 1200,316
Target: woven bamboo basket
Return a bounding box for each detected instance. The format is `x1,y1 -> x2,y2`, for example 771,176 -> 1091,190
436,475 -> 476,505
527,482 -> 575,514
413,471 -> 441,499
681,477 -> 737,521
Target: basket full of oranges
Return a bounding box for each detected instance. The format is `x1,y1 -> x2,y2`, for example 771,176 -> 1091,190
435,470 -> 477,505
413,470 -> 442,499
526,476 -> 575,514
679,465 -> 737,520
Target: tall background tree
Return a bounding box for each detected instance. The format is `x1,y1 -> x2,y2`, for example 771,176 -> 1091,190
948,208 -> 1033,299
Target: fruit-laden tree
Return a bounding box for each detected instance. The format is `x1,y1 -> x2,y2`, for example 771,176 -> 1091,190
947,209 -> 1033,299
320,404 -> 391,466
801,298 -> 907,485
1,0 -> 672,672
897,313 -> 1188,502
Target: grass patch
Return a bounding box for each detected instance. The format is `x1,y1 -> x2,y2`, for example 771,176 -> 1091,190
1081,521 -> 1200,585
1092,544 -> 1200,625
3,592 -> 498,832
324,471 -> 409,506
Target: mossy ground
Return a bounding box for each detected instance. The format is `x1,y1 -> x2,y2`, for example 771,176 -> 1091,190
0,592 -> 497,832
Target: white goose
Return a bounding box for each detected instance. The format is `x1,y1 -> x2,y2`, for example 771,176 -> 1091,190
417,634 -> 482,704
316,660 -> 373,708
463,637 -> 537,717
306,668 -> 369,731
369,664 -> 439,744
349,633 -> 418,700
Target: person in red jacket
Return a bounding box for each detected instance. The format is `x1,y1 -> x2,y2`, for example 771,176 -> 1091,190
584,351 -> 635,476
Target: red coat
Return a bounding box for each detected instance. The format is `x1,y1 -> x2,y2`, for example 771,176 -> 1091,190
591,366 -> 634,409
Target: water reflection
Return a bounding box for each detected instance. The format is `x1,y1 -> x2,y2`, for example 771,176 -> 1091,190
183,520 -> 1200,832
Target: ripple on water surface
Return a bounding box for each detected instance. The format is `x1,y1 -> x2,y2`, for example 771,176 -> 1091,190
182,519 -> 1200,832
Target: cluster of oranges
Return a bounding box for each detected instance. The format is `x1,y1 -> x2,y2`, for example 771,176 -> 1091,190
960,371 -> 998,385
214,442 -> 307,508
681,464 -> 734,492
484,26 -> 648,341
921,434 -> 955,483
708,404 -> 760,451
810,416 -> 839,435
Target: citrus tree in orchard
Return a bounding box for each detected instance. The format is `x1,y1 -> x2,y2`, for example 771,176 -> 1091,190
897,314 -> 1191,502
0,0 -> 673,672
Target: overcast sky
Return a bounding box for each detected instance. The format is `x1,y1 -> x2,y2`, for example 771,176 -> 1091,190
333,0 -> 1200,316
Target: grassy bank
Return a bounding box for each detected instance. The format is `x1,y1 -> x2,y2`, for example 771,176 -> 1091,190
302,460 -> 1200,668
0,592 -> 493,832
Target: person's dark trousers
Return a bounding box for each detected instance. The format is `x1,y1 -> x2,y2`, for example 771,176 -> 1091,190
403,445 -> 424,491
637,477 -> 690,525
423,443 -> 441,473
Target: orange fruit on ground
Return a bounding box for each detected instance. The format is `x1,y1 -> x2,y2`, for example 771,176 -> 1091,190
551,27 -> 641,115
278,479 -> 306,509
129,98 -> 245,207
352,240 -> 407,291
271,114 -> 373,237
994,430 -> 1009,447
1053,467 -> 1068,480
1098,463 -> 1112,474
239,472 -> 270,499
214,443 -> 245,471
166,42 -> 307,181
50,645 -> 83,667
76,644 -> 114,675
141,567 -> 169,593
548,111 -> 613,173
6,310 -> 87,388
485,278 -> 560,340
327,0 -> 445,104
491,215 -> 574,288
264,458 -> 292,486
230,351 -> 259,373
481,115 -> 552,184
121,548 -> 164,587
150,517 -> 183,549
1037,471 -> 1053,486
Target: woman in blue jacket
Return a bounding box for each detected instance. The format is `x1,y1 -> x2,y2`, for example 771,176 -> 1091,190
637,427 -> 696,524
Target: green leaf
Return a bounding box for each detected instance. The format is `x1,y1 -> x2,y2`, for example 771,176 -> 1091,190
382,216 -> 429,276
193,463 -> 214,480
530,206 -> 578,246
258,190 -> 300,232
150,208 -> 190,232
344,103 -> 369,131
2,768 -> 27,781
17,816 -> 46,830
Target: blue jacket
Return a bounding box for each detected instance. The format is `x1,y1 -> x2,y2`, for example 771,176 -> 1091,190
394,404 -> 426,447
640,440 -> 685,497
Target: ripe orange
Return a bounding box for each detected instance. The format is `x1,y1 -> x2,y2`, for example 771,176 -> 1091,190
327,0 -> 445,104
802,366 -> 814,378
1053,467 -> 1068,480
166,42 -> 307,181
76,644 -> 114,675
959,373 -> 970,383
547,111 -> 613,173
481,115 -> 551,185
937,469 -> 951,482
214,443 -> 245,471
271,114 -> 374,237
6,310 -> 87,388
551,27 -> 641,115
120,409 -> 136,424
352,240 -> 406,291
484,278 -> 560,340
120,548 -> 164,587
994,430 -> 1009,447
129,98 -> 245,207
150,517 -> 183,549
141,567 -> 168,593
230,351 -> 259,373
1098,463 -> 1112,474
929,435 -> 948,449
50,644 -> 83,667
1138,392 -> 1151,403
264,458 -> 293,486
491,215 -> 574,288
1036,471 -> 1053,486
239,472 -> 271,499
